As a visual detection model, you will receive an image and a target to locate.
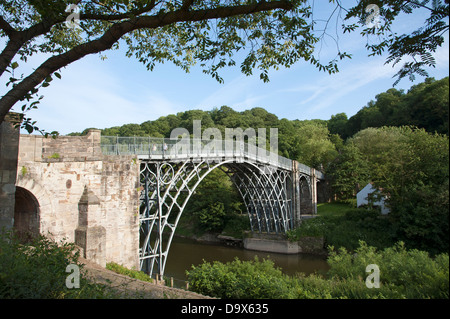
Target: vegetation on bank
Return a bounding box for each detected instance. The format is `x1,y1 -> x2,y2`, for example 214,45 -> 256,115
106,262 -> 153,283
287,205 -> 397,252
0,232 -> 118,298
187,201 -> 448,299
187,241 -> 449,299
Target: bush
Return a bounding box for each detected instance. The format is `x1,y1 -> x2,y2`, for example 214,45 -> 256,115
325,209 -> 396,251
186,257 -> 296,299
193,202 -> 226,232
326,241 -> 449,299
187,241 -> 449,299
0,231 -> 115,298
221,214 -> 250,238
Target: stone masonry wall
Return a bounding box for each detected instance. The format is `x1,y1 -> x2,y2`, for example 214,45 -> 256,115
16,130 -> 140,269
0,113 -> 21,230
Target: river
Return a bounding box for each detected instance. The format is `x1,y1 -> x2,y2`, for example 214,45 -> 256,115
164,236 -> 330,287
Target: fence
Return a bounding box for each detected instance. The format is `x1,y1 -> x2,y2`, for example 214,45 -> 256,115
101,136 -> 293,170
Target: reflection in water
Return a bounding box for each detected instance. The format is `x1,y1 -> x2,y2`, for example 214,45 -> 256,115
164,237 -> 330,286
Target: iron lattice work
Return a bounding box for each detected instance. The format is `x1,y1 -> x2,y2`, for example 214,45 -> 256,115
138,159 -> 294,278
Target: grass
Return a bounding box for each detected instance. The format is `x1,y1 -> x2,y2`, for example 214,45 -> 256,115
106,262 -> 153,283
317,200 -> 357,217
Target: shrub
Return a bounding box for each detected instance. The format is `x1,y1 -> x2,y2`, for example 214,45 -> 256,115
187,257 -> 296,299
287,216 -> 327,241
327,241 -> 449,299
187,241 -> 449,299
193,202 -> 226,232
0,231 -> 115,298
221,214 -> 250,238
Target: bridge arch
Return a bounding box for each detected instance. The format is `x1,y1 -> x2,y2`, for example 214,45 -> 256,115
139,158 -> 293,277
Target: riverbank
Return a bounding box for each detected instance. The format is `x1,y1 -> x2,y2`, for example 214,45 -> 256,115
79,257 -> 213,299
175,227 -> 328,257
165,236 -> 330,285
243,232 -> 327,256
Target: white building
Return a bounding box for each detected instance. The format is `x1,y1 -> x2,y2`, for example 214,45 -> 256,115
357,183 -> 390,215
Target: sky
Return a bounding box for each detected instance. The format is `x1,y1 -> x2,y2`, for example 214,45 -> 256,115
3,2 -> 449,135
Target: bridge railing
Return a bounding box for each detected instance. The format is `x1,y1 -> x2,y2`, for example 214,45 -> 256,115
101,136 -> 293,170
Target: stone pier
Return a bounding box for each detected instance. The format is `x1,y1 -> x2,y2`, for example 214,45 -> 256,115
0,113 -> 21,231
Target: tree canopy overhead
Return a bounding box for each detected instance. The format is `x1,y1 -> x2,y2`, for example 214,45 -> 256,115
0,0 -> 327,130
1,0 -> 448,133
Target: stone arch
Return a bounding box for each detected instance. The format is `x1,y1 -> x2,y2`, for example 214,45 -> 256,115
16,177 -> 55,237
14,186 -> 40,242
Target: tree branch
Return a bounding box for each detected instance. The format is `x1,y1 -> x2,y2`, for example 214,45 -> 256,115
181,0 -> 195,11
81,0 -> 157,21
0,15 -> 15,36
0,1 -> 294,123
0,19 -> 58,78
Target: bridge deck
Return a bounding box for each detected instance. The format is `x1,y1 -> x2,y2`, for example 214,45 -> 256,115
100,136 -> 323,178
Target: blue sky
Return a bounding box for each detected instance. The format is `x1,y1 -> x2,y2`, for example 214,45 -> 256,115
4,2 -> 449,135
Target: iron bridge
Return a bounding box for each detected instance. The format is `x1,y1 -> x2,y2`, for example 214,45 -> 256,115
101,136 -> 324,278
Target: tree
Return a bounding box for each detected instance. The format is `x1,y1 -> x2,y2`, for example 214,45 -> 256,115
341,77 -> 449,138
402,77 -> 449,134
184,168 -> 242,232
348,126 -> 449,254
0,0 -> 331,130
328,142 -> 370,200
327,112 -> 348,138
292,122 -> 337,170
1,0 -> 448,133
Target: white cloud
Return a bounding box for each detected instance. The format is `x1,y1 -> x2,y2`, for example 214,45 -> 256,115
279,54 -> 412,119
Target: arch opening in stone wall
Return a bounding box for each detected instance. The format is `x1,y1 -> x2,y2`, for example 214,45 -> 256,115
14,186 -> 40,243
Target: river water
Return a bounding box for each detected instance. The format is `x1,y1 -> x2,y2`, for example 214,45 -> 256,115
164,236 -> 330,287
